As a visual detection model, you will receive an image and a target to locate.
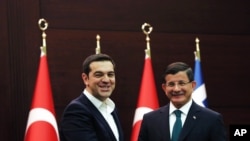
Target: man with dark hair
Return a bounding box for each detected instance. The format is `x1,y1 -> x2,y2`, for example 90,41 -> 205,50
60,54 -> 124,141
138,62 -> 227,141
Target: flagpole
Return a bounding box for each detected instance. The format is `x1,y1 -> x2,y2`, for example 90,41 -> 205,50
130,23 -> 159,141
192,37 -> 208,108
141,23 -> 153,58
38,18 -> 48,55
96,34 -> 101,54
24,18 -> 60,141
194,37 -> 200,61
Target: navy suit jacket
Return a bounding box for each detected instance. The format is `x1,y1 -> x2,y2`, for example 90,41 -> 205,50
59,93 -> 124,141
138,101 -> 227,141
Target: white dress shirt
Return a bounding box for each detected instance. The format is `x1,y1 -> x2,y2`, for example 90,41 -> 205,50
84,89 -> 119,141
169,99 -> 192,139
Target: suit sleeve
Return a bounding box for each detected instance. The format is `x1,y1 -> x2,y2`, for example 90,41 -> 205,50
209,113 -> 227,141
59,102 -> 99,141
138,115 -> 148,141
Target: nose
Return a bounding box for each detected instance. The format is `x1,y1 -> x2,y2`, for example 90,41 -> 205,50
101,75 -> 110,82
173,84 -> 181,91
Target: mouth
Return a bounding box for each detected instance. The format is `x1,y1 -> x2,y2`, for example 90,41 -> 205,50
99,85 -> 111,91
171,92 -> 184,97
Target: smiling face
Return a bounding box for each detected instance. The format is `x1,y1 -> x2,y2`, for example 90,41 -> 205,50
82,61 -> 115,101
162,71 -> 196,108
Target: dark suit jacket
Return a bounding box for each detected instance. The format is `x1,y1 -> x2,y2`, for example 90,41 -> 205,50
138,101 -> 227,141
59,93 -> 124,141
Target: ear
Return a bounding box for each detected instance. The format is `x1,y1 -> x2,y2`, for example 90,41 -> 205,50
81,73 -> 89,86
161,83 -> 167,93
191,81 -> 196,89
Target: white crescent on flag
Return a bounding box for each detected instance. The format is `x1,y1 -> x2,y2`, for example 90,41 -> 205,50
132,107 -> 153,126
25,108 -> 60,140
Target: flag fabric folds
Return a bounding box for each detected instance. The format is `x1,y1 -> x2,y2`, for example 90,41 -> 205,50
192,55 -> 208,107
24,47 -> 59,141
130,55 -> 159,141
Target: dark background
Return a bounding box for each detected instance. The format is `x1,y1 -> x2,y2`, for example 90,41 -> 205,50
1,0 -> 250,140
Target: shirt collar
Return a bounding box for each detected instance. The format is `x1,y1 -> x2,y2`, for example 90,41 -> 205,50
169,98 -> 192,116
84,89 -> 115,113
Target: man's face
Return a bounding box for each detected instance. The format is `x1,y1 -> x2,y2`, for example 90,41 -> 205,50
82,61 -> 115,101
161,71 -> 196,108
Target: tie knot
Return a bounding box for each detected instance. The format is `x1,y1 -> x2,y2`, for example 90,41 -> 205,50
174,110 -> 182,118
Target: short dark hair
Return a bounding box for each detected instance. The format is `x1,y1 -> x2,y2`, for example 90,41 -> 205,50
82,54 -> 115,75
162,62 -> 194,83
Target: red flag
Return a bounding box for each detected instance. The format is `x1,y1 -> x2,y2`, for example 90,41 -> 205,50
130,55 -> 159,141
24,47 -> 59,141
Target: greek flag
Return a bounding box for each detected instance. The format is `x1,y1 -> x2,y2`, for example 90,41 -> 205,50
192,38 -> 208,107
192,58 -> 208,107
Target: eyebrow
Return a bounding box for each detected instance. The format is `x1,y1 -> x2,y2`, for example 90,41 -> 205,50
94,71 -> 115,74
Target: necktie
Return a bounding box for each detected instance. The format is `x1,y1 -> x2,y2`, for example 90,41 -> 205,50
172,110 -> 182,141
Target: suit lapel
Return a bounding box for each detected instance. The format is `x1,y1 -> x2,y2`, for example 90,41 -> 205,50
81,93 -> 117,140
179,101 -> 201,141
159,105 -> 171,141
111,110 -> 124,141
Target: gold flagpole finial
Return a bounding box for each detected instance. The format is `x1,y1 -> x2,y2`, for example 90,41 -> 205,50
194,37 -> 201,60
142,23 -> 153,58
38,18 -> 48,55
95,34 -> 101,54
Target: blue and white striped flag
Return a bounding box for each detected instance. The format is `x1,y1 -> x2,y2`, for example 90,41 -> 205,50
192,38 -> 208,107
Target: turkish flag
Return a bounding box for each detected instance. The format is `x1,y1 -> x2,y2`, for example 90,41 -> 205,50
130,56 -> 159,141
24,47 -> 59,141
